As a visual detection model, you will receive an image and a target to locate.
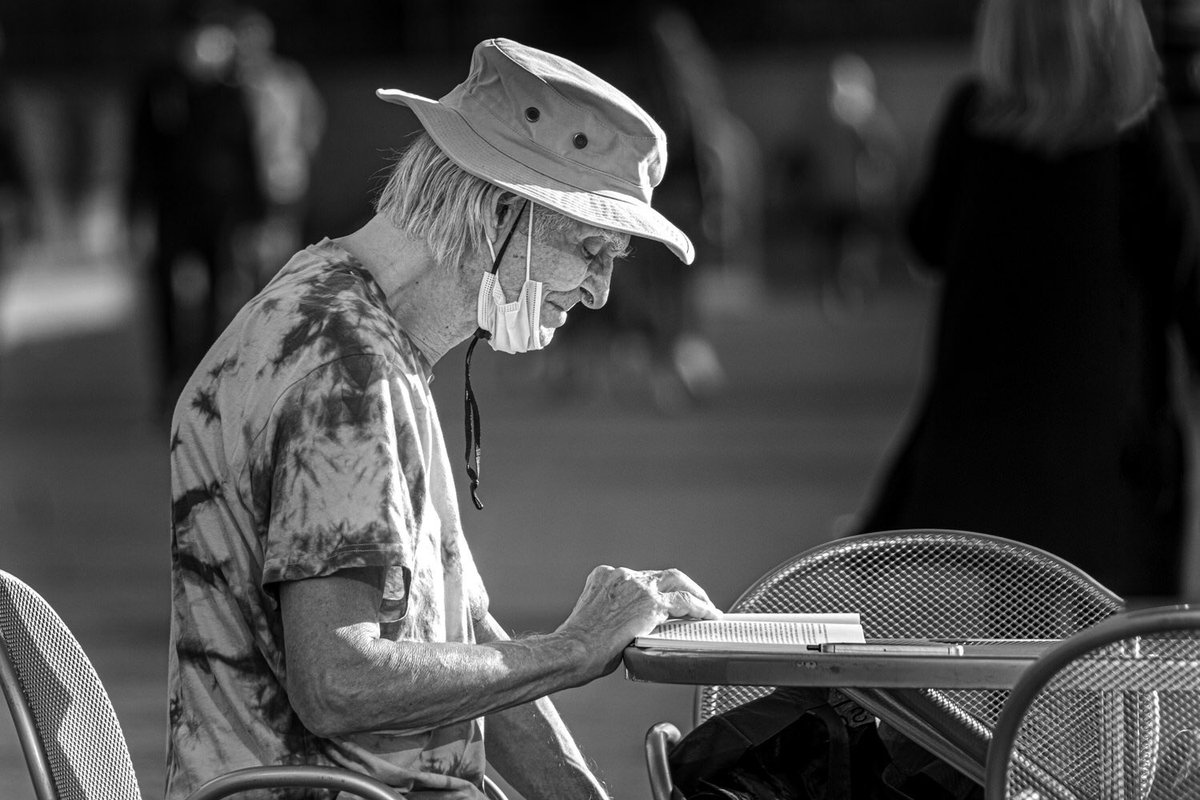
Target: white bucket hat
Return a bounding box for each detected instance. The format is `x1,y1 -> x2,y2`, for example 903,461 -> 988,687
376,37 -> 695,264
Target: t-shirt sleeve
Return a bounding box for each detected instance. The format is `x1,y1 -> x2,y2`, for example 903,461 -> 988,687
258,353 -> 423,621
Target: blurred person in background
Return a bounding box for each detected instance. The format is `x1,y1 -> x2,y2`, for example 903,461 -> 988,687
815,52 -> 906,314
167,38 -> 719,800
128,7 -> 265,412
852,0 -> 1200,600
0,21 -> 31,384
233,6 -> 326,290
0,22 -> 30,274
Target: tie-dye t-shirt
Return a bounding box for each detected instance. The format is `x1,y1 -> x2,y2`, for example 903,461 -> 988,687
167,239 -> 490,799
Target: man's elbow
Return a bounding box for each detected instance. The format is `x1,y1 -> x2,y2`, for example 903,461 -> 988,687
287,669 -> 361,738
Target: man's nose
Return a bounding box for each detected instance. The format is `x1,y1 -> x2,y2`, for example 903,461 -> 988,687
580,254 -> 613,310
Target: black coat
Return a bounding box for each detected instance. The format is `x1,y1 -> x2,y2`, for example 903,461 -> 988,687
857,81 -> 1200,597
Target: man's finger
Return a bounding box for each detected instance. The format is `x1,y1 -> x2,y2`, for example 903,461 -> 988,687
662,589 -> 722,620
406,774 -> 487,799
656,568 -> 718,609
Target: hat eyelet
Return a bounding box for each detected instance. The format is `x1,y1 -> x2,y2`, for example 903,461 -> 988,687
524,106 -> 540,122
573,132 -> 588,149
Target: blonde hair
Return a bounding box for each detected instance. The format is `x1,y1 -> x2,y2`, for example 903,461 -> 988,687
375,132 -> 631,267
973,0 -> 1161,155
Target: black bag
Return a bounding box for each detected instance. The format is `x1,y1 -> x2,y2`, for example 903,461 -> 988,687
666,687 -> 984,800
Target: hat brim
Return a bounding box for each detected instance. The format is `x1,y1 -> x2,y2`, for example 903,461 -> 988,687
377,88 -> 695,264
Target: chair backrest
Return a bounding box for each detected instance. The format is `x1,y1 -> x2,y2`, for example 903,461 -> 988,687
697,529 -> 1124,728
986,605 -> 1200,800
0,569 -> 142,800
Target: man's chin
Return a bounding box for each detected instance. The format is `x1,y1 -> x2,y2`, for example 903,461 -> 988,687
537,326 -> 557,348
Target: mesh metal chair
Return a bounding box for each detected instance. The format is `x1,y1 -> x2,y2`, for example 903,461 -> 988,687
645,529 -> 1125,800
0,568 -> 507,800
986,604 -> 1200,800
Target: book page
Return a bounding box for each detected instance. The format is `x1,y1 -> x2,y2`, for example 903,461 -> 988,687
634,613 -> 865,652
720,612 -> 861,626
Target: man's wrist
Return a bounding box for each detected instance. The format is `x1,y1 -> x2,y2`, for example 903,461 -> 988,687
541,627 -> 604,685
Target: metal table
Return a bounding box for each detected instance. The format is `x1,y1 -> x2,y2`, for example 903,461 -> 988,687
625,640 -> 1053,690
624,639 -> 1058,784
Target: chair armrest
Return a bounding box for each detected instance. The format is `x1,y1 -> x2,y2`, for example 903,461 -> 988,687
187,765 -> 510,800
645,721 -> 683,800
184,765 -> 400,800
483,774 -> 509,800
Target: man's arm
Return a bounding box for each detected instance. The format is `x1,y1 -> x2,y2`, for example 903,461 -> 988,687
475,614 -> 608,800
279,565 -> 717,738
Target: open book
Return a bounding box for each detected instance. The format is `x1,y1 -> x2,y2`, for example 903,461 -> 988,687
634,612 -> 866,653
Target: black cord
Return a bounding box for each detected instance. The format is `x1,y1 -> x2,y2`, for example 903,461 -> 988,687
462,200 -> 529,510
464,329 -> 487,509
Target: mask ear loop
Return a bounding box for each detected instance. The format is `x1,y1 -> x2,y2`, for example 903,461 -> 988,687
525,203 -> 534,281
464,200 -> 529,510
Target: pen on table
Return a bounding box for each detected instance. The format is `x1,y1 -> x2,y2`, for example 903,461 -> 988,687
809,642 -> 965,656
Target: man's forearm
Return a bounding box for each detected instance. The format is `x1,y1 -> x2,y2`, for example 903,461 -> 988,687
485,697 -> 608,800
280,565 -> 720,739
281,575 -> 602,736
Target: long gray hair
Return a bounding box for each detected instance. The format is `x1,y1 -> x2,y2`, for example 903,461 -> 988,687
376,133 -> 630,268
973,0 -> 1161,155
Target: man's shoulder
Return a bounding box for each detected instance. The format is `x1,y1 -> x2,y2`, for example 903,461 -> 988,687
174,242 -> 427,442
257,242 -> 421,372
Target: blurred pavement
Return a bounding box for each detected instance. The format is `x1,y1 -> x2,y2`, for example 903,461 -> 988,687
0,247 -> 934,799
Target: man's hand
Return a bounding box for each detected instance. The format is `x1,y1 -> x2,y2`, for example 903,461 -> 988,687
556,566 -> 721,679
405,772 -> 489,799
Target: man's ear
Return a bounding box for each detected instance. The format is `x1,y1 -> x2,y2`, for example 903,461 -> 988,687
483,208 -> 500,244
488,193 -> 520,242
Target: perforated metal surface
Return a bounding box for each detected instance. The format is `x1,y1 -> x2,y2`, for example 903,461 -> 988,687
696,530 -> 1123,747
0,570 -> 142,800
1003,630 -> 1200,800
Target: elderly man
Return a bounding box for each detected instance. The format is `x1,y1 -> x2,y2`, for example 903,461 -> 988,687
167,37 -> 717,800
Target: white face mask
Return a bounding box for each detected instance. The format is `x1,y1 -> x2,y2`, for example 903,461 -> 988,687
477,203 -> 552,353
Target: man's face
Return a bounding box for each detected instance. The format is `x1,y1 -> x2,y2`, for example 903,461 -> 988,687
492,214 -> 626,347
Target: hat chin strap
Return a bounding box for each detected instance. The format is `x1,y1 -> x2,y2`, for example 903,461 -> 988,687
463,201 -> 529,510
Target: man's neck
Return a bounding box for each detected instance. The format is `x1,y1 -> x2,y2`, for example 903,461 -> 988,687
335,214 -> 478,365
